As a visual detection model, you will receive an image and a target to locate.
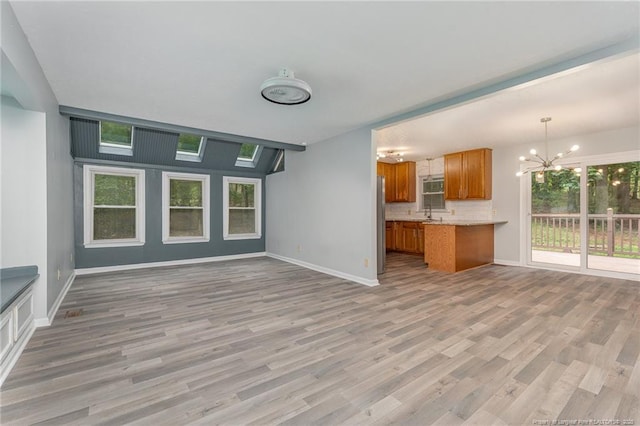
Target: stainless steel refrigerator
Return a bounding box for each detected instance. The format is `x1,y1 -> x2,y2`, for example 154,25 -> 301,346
376,176 -> 385,274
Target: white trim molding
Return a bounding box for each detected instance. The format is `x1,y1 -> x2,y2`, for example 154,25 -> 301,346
34,272 -> 77,328
162,171 -> 210,244
83,164 -> 146,248
266,252 -> 380,287
75,252 -> 266,276
223,176 -> 262,240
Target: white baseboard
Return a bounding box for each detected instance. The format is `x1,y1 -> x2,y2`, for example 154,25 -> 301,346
493,259 -> 521,267
75,252 -> 267,276
34,272 -> 77,327
0,320 -> 35,387
266,252 -> 379,287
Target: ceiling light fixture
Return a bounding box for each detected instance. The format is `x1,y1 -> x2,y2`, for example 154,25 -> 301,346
516,117 -> 579,179
376,150 -> 404,162
425,158 -> 434,181
260,68 -> 312,105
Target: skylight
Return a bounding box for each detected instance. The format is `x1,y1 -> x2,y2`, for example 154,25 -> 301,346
99,121 -> 133,156
238,144 -> 258,161
235,143 -> 262,168
176,134 -> 205,162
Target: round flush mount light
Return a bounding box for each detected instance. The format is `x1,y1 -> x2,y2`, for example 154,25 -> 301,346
260,68 -> 312,105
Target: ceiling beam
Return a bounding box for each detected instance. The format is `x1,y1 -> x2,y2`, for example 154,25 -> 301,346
372,36 -> 639,130
58,105 -> 306,152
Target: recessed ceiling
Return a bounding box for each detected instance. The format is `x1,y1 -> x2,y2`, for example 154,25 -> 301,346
375,52 -> 640,161
9,1 -> 640,146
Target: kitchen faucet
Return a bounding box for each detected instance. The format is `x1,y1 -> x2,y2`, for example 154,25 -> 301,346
424,204 -> 432,220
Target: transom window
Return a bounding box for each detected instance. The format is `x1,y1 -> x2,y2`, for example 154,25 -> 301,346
99,121 -> 133,156
421,176 -> 446,211
223,176 -> 262,240
83,165 -> 145,247
162,172 -> 210,244
176,134 -> 206,162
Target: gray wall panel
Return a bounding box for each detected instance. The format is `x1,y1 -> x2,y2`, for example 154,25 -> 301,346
71,118 -> 281,174
74,161 -> 266,268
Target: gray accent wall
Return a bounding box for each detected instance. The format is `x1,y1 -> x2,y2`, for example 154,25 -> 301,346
70,118 -> 281,173
74,161 -> 266,268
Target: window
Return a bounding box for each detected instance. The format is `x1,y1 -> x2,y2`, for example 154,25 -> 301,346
99,121 -> 133,156
83,165 -> 145,247
162,172 -> 210,244
421,176 -> 445,211
223,176 -> 261,240
235,143 -> 263,168
176,134 -> 206,162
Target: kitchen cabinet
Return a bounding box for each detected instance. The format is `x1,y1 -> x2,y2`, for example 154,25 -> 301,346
386,221 -> 423,255
424,223 -> 495,272
377,162 -> 395,203
444,148 -> 492,200
377,161 -> 416,203
385,221 -> 396,250
394,162 -> 416,203
400,222 -> 420,253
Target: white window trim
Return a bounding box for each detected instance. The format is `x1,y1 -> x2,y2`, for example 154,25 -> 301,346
162,171 -> 210,244
419,175 -> 446,211
223,176 -> 262,240
98,122 -> 134,156
83,164 -> 145,248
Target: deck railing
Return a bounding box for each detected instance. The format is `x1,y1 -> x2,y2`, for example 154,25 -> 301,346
531,210 -> 640,258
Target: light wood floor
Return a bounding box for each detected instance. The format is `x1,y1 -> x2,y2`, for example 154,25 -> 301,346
1,253 -> 639,425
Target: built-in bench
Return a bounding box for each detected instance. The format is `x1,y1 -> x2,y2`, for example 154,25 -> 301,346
1,265 -> 38,386
1,265 -> 39,313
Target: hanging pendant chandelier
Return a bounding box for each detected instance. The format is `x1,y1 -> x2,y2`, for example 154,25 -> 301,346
516,117 -> 579,178
376,150 -> 404,162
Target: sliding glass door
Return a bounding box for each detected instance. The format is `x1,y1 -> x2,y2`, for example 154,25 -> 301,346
530,166 -> 581,267
586,161 -> 640,274
528,157 -> 640,276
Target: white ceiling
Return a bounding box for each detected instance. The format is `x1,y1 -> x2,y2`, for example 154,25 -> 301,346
8,1 -> 640,149
376,52 -> 640,161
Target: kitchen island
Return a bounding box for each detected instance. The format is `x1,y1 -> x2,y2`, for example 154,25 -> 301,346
423,220 -> 507,273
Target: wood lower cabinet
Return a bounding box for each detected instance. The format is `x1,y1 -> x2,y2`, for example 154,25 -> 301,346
386,221 -> 424,255
424,224 -> 494,272
385,221 -> 395,250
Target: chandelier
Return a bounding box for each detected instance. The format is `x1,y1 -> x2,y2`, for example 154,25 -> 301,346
376,150 -> 404,162
516,117 -> 579,178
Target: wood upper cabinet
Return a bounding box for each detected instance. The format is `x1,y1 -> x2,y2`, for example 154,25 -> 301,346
394,162 -> 416,203
444,148 -> 492,200
378,162 -> 396,203
377,161 -> 416,203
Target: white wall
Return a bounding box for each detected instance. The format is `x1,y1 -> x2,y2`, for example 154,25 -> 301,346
266,127 -> 378,285
492,125 -> 640,264
1,97 -> 48,317
1,2 -> 74,321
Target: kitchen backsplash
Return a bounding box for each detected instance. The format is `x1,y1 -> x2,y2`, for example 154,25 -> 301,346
384,157 -> 494,221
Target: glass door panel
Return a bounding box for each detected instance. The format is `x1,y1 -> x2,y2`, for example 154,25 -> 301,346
530,167 -> 581,267
587,161 -> 640,274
